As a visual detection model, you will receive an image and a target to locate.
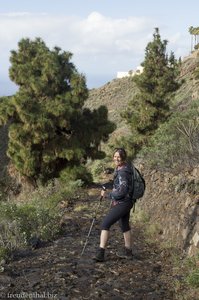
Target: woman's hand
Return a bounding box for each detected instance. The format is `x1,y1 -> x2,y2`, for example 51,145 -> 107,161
101,189 -> 106,198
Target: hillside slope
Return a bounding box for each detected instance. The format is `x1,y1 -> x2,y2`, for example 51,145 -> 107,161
174,49 -> 199,109
85,77 -> 138,139
86,77 -> 138,124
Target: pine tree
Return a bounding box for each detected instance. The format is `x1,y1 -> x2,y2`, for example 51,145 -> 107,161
122,28 -> 179,157
0,38 -> 115,183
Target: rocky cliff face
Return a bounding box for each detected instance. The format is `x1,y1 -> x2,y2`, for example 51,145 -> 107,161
137,162 -> 199,256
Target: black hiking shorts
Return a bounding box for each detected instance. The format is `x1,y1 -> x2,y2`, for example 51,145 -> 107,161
101,201 -> 133,233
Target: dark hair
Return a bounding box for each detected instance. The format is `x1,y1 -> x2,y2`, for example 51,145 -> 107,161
113,148 -> 127,161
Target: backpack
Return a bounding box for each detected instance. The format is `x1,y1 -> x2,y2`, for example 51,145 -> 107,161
130,165 -> 146,201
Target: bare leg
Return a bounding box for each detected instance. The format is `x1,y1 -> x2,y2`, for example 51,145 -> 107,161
123,230 -> 132,249
100,230 -> 109,248
116,230 -> 133,259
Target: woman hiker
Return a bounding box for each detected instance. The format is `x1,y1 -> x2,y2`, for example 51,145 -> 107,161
93,148 -> 135,262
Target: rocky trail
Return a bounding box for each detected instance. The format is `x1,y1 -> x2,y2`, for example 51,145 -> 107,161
0,186 -> 193,300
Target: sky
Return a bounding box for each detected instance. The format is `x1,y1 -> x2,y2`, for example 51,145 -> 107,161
0,0 -> 199,96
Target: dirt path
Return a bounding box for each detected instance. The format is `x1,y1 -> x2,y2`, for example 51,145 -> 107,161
0,187 -> 188,299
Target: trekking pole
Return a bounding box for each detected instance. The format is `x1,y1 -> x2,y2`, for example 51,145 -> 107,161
80,186 -> 106,256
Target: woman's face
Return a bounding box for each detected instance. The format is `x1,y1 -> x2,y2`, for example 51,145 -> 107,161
113,151 -> 123,167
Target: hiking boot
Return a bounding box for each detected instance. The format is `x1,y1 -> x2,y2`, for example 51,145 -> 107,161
93,247 -> 105,262
116,247 -> 133,259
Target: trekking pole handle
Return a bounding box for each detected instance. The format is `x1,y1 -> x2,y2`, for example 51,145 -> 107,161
100,185 -> 106,201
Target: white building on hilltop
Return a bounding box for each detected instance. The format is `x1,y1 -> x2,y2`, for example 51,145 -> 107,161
117,65 -> 144,79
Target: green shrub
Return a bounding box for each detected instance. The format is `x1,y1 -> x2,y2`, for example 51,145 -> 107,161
88,159 -> 106,181
0,246 -> 10,269
59,165 -> 92,185
131,206 -> 150,224
0,201 -> 59,247
0,178 -> 81,256
141,100 -> 199,170
184,252 -> 199,288
186,271 -> 199,287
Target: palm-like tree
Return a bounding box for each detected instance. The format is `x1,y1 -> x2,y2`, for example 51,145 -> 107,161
189,26 -> 199,51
